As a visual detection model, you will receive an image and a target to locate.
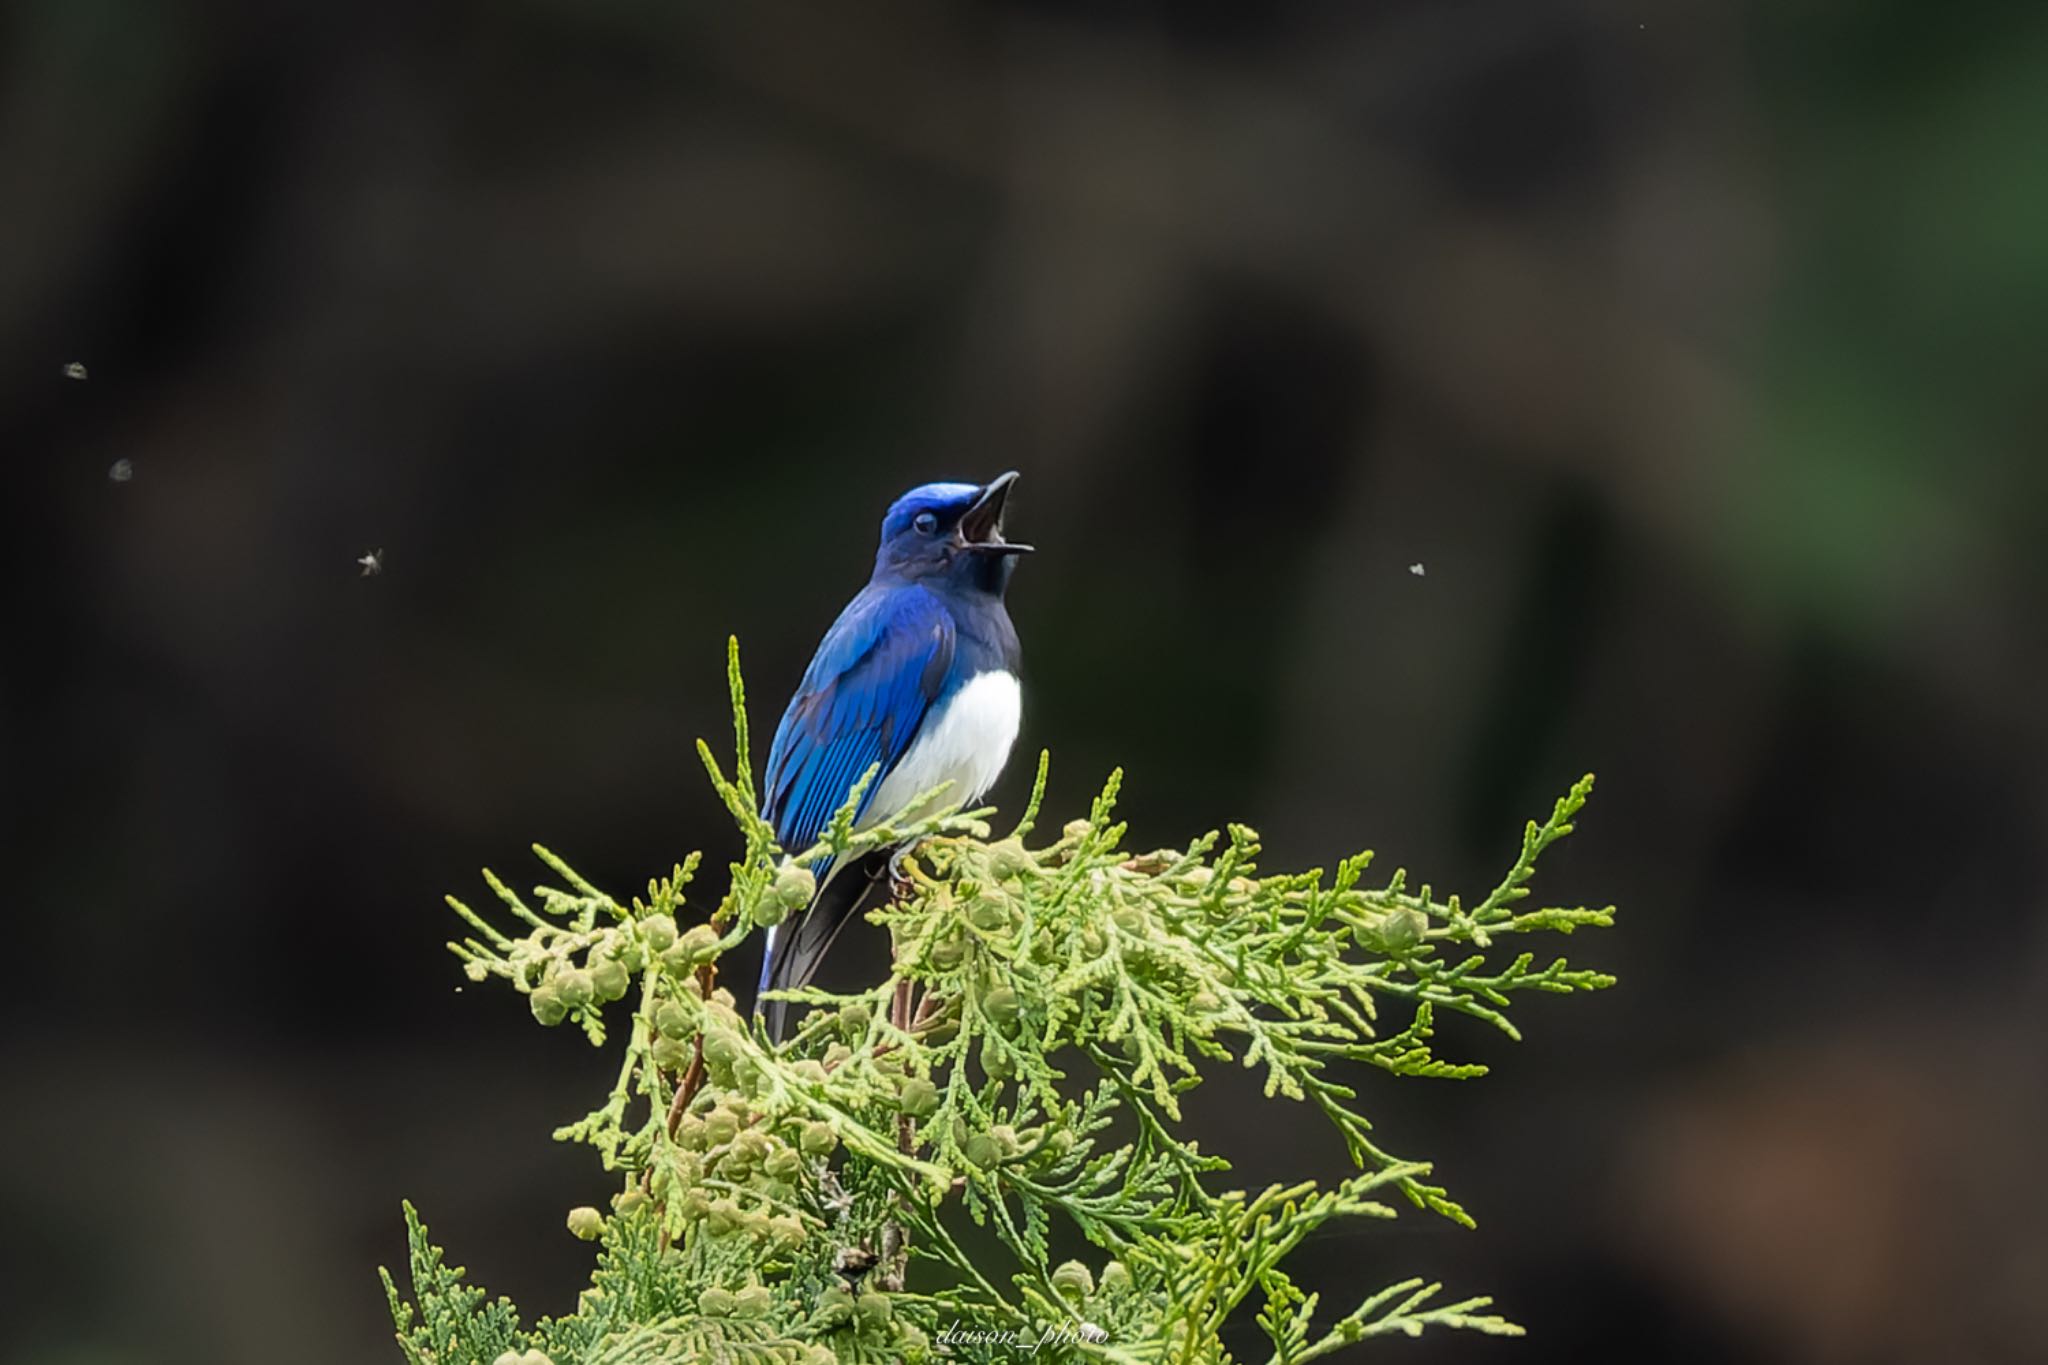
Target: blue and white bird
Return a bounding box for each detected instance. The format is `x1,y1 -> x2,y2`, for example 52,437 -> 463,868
755,472 -> 1031,1039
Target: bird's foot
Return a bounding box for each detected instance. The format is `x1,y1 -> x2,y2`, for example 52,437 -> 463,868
886,841 -> 921,898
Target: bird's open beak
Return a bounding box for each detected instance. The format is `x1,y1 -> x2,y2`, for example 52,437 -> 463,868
957,471 -> 1033,554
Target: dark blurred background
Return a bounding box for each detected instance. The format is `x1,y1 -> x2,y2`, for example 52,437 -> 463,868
5,0 -> 2046,1361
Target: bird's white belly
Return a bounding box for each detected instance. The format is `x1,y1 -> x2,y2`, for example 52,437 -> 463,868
863,669 -> 1021,827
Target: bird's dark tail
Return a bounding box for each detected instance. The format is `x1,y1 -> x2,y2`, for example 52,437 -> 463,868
756,849 -> 893,1043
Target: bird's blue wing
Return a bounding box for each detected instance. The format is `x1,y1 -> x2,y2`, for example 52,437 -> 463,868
762,584 -> 956,858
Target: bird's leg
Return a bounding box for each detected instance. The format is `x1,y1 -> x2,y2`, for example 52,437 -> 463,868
886,839 -> 921,897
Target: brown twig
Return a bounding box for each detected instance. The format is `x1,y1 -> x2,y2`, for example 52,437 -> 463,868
879,871 -> 920,1288
663,1044 -> 707,1138
892,976 -> 918,1156
647,961 -> 719,1248
668,965 -> 720,1124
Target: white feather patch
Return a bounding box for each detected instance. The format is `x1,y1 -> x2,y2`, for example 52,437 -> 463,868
864,669 -> 1021,828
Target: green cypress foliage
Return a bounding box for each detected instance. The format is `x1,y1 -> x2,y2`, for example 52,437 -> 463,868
386,640 -> 1616,1363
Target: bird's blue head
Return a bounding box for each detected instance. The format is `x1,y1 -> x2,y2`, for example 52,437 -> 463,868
873,471 -> 1032,594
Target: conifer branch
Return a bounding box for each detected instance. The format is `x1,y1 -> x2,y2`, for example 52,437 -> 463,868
384,646 -> 1617,1363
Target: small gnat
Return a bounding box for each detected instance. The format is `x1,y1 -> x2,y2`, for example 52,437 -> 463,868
63,361 -> 88,381
1408,562 -> 1426,577
108,459 -> 134,483
357,548 -> 384,577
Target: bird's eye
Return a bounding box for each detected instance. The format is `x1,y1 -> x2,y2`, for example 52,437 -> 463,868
913,512 -> 939,535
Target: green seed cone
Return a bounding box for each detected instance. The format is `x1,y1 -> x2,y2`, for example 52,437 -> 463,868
654,1001 -> 692,1040
554,968 -> 595,1009
982,985 -> 1021,1028
676,924 -> 721,965
1377,907 -> 1425,952
773,864 -> 817,909
589,957 -> 630,1002
898,1077 -> 941,1117
1051,1259 -> 1094,1300
701,1030 -> 742,1067
986,837 -> 1033,880
529,984 -> 567,1027
967,895 -> 1011,932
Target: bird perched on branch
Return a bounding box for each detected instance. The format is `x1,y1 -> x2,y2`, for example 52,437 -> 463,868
756,473 -> 1031,1040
